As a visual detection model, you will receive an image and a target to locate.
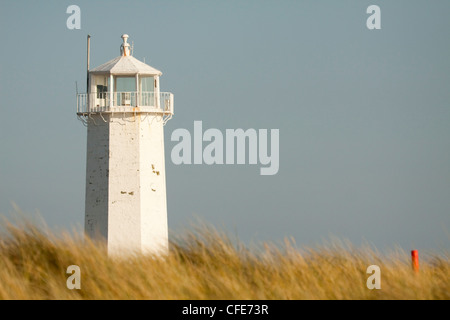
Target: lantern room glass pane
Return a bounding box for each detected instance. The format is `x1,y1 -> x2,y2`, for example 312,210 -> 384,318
141,76 -> 155,93
140,76 -> 155,107
116,77 -> 136,92
115,77 -> 136,106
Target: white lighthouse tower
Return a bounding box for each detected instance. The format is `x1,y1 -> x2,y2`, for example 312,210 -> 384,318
76,34 -> 174,256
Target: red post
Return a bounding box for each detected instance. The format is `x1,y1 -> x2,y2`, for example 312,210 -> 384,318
411,250 -> 419,272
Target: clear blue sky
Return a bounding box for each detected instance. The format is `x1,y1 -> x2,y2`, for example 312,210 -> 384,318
1,0 -> 449,252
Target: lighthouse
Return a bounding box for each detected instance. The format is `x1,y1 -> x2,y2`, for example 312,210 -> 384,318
76,34 -> 174,256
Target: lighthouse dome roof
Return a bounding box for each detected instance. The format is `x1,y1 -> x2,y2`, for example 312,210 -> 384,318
90,55 -> 162,76
90,34 -> 162,76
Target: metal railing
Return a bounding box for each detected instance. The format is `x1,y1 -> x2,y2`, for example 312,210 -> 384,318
77,92 -> 174,114
77,93 -> 88,113
161,92 -> 174,115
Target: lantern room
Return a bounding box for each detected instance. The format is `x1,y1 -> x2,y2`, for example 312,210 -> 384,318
77,34 -> 173,116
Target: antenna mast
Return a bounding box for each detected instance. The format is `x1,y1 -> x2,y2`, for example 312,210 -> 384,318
87,35 -> 91,92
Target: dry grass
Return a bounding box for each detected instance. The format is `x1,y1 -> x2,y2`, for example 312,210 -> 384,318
0,219 -> 448,300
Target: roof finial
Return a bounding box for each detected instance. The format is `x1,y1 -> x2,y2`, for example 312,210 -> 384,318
120,34 -> 131,56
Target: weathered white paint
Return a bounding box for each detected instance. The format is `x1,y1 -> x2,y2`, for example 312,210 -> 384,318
109,74 -> 114,108
84,113 -> 168,256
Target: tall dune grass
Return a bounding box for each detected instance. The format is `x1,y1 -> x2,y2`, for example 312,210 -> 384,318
0,219 -> 448,300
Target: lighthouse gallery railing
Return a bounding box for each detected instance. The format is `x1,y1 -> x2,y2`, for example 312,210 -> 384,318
77,92 -> 174,114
